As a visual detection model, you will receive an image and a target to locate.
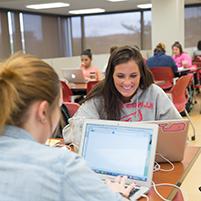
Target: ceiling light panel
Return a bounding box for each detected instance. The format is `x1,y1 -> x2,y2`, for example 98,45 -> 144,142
137,4 -> 152,9
107,0 -> 128,2
69,8 -> 105,15
26,2 -> 70,9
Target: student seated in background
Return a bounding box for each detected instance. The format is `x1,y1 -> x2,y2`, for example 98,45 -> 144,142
0,53 -> 135,201
172,41 -> 192,68
147,42 -> 178,74
110,46 -> 119,54
64,46 -> 181,147
80,49 -> 102,81
193,40 -> 201,59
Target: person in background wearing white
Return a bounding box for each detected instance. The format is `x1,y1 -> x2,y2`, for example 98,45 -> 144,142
193,40 -> 201,59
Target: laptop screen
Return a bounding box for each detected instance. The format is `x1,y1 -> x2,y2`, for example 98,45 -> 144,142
82,123 -> 154,182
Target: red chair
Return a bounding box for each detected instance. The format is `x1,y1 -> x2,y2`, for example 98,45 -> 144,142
172,191 -> 184,201
87,81 -> 99,94
60,80 -> 73,102
192,55 -> 201,68
168,74 -> 196,140
150,67 -> 174,91
192,56 -> 201,92
63,102 -> 80,117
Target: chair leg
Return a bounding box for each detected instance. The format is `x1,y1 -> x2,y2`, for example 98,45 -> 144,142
184,109 -> 196,141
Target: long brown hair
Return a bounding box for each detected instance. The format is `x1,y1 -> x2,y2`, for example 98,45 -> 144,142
172,41 -> 183,54
0,53 -> 60,131
84,46 -> 153,120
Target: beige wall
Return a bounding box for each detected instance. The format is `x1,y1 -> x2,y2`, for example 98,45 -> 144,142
152,0 -> 184,54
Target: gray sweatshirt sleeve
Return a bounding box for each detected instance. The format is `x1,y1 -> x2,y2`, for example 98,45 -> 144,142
74,98 -> 101,119
62,98 -> 102,147
155,85 -> 182,120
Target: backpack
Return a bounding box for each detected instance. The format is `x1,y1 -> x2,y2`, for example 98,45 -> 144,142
51,104 -> 71,138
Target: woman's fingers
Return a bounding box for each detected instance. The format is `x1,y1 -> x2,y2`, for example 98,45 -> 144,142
106,176 -> 136,198
120,175 -> 127,185
114,175 -> 121,183
123,182 -> 136,197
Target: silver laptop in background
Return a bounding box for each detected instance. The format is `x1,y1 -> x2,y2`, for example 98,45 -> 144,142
79,119 -> 158,200
61,68 -> 87,83
144,119 -> 189,163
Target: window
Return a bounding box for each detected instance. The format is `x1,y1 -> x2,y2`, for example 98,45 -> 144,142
8,11 -> 22,54
0,11 -> 11,59
142,11 -> 151,50
84,12 -> 141,54
71,16 -> 82,56
22,13 -> 67,58
185,6 -> 201,48
58,16 -> 72,57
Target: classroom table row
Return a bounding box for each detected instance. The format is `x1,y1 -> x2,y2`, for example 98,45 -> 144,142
67,66 -> 201,95
47,138 -> 200,201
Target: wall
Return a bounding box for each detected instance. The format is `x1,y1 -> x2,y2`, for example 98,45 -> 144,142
152,0 -> 184,54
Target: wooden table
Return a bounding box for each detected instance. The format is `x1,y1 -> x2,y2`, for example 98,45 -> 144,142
68,83 -> 87,95
46,138 -> 200,200
154,80 -> 166,86
139,146 -> 201,200
176,66 -> 201,77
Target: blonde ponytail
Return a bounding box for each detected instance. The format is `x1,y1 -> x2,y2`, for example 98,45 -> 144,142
0,78 -> 19,127
0,53 -> 60,132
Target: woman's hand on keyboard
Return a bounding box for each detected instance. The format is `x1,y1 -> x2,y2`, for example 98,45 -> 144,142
105,176 -> 136,199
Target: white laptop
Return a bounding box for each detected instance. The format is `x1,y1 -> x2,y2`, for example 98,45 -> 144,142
79,119 -> 158,200
144,119 -> 189,163
61,68 -> 87,83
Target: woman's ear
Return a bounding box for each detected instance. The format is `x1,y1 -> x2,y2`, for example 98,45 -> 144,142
37,100 -> 49,124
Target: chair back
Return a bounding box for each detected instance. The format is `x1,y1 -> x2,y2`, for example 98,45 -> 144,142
170,74 -> 193,112
150,66 -> 174,81
60,80 -> 73,102
63,102 -> 80,117
150,67 -> 174,90
87,81 -> 99,94
192,55 -> 201,67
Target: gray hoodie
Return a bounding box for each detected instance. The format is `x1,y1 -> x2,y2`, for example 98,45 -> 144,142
74,84 -> 181,121
63,84 -> 181,147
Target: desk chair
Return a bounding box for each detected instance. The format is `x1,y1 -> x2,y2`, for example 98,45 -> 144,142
167,74 -> 196,140
192,57 -> 201,98
60,80 -> 73,102
63,102 -> 80,117
192,55 -> 201,68
172,191 -> 184,201
150,67 -> 174,91
87,81 -> 99,94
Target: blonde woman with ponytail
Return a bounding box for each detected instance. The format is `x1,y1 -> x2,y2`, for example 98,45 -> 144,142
0,53 -> 135,201
147,42 -> 178,74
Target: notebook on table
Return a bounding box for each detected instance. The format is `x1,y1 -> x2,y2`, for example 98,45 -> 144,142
61,68 -> 87,83
79,119 -> 158,200
144,119 -> 189,163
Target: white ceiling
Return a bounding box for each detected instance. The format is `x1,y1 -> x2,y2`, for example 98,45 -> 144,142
0,0 -> 200,16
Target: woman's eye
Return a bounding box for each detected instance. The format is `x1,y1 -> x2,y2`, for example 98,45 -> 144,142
130,74 -> 137,78
117,74 -> 124,78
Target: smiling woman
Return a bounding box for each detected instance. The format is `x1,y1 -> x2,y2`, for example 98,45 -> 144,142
64,46 -> 182,147
112,60 -> 141,103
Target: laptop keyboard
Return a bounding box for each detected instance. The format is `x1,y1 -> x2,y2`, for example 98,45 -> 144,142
129,187 -> 140,197
102,178 -> 140,197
